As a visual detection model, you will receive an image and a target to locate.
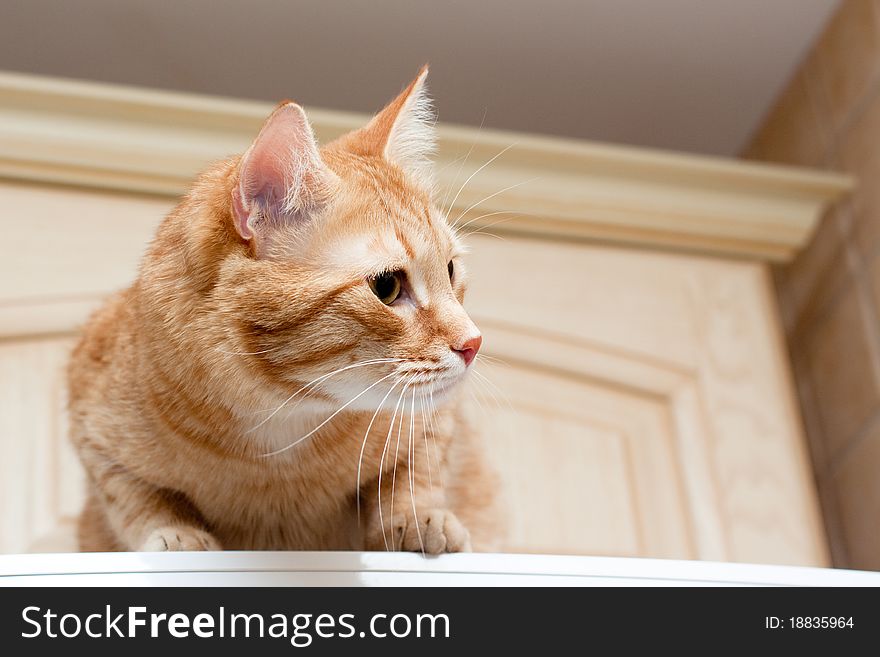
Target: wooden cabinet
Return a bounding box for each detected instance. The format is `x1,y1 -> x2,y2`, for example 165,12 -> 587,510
0,73 -> 850,564
466,236 -> 825,563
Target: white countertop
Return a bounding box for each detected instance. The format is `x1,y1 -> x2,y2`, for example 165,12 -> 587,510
1,552 -> 878,586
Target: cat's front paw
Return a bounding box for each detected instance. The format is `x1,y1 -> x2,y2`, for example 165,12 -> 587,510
368,509 -> 472,554
140,526 -> 221,552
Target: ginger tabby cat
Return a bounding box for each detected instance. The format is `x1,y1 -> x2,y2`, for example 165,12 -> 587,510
68,67 -> 501,553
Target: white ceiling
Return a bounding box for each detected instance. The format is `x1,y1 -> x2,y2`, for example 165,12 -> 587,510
0,0 -> 840,156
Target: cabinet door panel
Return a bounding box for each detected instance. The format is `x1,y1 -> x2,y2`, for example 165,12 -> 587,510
464,233 -> 827,565
472,360 -> 693,558
0,337 -> 82,553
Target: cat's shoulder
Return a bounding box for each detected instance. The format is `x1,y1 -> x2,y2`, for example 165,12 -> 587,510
69,288 -> 137,378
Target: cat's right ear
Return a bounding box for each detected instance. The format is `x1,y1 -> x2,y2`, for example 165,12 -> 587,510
232,102 -> 337,251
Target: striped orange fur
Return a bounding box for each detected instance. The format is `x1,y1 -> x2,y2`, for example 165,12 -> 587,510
68,67 -> 502,553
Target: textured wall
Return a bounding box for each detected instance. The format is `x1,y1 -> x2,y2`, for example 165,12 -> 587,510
745,0 -> 880,569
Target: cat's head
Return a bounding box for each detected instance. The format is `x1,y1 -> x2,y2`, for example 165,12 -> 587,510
221,67 -> 481,412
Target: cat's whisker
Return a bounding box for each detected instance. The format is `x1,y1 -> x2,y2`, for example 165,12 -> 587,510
475,353 -> 510,367
439,152 -> 472,220
452,210 -> 517,236
248,357 -> 405,419
356,375 -> 406,527
438,109 -> 487,216
473,367 -> 514,413
468,374 -> 493,422
427,386 -> 445,491
444,142 -> 517,223
408,390 -> 425,555
471,367 -> 517,427
399,360 -> 448,370
378,377 -> 413,551
259,370 -> 400,456
418,391 -> 434,496
434,151 -> 468,181
455,213 -> 529,242
251,357 -> 406,417
441,150 -> 475,218
451,176 -> 540,228
456,209 -> 512,226
389,385 -> 409,542
460,230 -> 507,242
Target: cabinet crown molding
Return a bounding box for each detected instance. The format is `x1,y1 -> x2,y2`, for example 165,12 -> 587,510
0,70 -> 851,262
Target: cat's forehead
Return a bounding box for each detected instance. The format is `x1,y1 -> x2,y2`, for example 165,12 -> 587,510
310,151 -> 460,271
328,208 -> 454,272
316,187 -> 456,276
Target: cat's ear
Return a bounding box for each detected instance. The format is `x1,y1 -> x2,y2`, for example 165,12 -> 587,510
361,65 -> 436,186
232,102 -> 337,249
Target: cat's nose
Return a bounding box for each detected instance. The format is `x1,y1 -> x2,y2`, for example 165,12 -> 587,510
452,334 -> 482,367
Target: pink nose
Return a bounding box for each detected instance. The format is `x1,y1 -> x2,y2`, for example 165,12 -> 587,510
453,335 -> 482,367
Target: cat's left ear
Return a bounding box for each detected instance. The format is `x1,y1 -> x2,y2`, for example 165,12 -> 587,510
232,102 -> 337,252
360,65 -> 436,187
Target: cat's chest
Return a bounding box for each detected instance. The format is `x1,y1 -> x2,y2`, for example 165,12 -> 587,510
146,406 -> 432,549
185,438 -> 369,549
155,411 -> 387,506
145,405 -> 410,542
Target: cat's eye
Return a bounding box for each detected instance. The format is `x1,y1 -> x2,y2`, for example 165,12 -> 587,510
447,260 -> 454,280
368,271 -> 402,305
